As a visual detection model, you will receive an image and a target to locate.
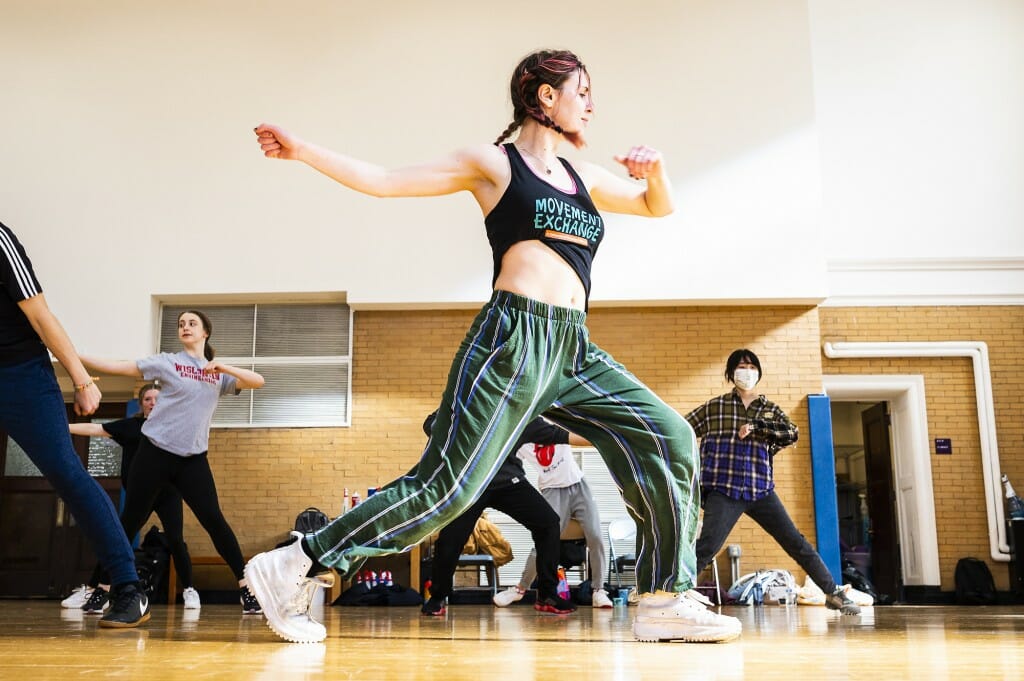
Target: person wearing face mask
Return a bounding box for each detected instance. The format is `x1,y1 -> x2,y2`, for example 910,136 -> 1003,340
685,349 -> 860,615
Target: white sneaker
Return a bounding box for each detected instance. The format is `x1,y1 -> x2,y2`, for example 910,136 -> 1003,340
243,531 -> 332,643
592,588 -> 614,609
182,587 -> 201,610
61,585 -> 92,609
633,590 -> 742,643
493,586 -> 525,607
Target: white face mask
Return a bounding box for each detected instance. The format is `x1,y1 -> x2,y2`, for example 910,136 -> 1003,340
733,368 -> 759,390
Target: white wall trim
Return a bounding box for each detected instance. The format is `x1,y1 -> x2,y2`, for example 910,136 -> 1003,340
822,374 -> 941,586
828,257 -> 1024,272
823,341 -> 1008,563
821,294 -> 1024,308
824,257 -> 1024,307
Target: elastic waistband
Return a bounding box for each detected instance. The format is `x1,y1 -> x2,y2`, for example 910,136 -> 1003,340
489,290 -> 587,325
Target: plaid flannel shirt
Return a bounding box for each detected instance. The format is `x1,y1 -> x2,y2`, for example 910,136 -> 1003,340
684,389 -> 799,502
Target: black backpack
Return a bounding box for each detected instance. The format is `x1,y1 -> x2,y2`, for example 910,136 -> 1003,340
954,557 -> 997,605
135,525 -> 172,603
294,507 -> 330,534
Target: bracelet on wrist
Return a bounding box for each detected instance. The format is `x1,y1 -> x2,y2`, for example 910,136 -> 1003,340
74,379 -> 95,392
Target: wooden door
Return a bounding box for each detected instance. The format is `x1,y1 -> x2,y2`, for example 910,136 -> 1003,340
861,401 -> 901,602
0,403 -> 126,598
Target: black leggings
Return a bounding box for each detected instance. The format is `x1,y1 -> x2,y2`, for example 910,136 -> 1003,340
90,485 -> 194,589
100,437 -> 245,583
428,480 -> 560,600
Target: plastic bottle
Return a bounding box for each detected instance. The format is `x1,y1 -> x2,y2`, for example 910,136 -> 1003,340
556,567 -> 570,600
1002,474 -> 1024,520
351,492 -> 360,508
342,487 -> 350,515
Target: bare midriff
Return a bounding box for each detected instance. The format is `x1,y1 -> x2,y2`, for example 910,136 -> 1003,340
492,240 -> 586,311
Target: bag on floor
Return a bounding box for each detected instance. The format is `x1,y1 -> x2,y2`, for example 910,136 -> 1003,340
294,507 -> 330,533
135,525 -> 171,603
954,557 -> 997,605
333,581 -> 423,607
462,512 -> 513,567
728,569 -> 795,605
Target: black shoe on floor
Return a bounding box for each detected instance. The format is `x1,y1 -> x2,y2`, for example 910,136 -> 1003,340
240,585 -> 263,614
81,587 -> 110,614
534,594 -> 577,614
421,596 -> 446,616
98,584 -> 150,628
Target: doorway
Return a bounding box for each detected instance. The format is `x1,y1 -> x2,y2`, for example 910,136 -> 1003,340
0,402 -> 127,598
822,375 -> 941,597
831,401 -> 902,602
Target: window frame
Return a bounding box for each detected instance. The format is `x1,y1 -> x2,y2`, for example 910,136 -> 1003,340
157,300 -> 353,429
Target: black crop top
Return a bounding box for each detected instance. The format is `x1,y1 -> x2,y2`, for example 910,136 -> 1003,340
484,144 -> 605,306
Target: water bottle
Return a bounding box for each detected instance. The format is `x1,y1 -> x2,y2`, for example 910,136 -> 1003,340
556,567 -> 570,600
752,580 -> 764,606
1002,474 -> 1024,520
342,487 -> 350,515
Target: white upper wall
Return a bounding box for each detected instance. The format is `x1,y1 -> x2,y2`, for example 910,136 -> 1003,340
1,0 -> 822,356
810,0 -> 1024,305
2,2 -> 1021,358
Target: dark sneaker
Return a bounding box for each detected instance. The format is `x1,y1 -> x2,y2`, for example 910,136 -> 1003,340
98,584 -> 150,628
240,585 -> 263,614
825,585 -> 861,615
420,596 -> 446,616
81,587 -> 110,614
534,594 -> 577,614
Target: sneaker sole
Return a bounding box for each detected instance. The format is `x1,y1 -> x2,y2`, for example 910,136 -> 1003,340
534,603 -> 576,615
98,611 -> 151,629
632,618 -> 741,643
244,555 -> 325,644
420,608 -> 446,616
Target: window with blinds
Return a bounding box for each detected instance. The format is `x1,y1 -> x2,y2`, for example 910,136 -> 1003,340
158,303 -> 352,427
491,448 -> 629,588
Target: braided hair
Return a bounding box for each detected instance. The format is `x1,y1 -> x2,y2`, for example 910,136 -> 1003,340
495,49 -> 589,149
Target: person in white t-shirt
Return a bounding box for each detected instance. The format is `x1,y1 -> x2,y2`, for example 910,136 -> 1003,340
493,418 -> 613,609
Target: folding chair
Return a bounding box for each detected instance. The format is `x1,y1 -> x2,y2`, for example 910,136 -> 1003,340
606,517 -> 637,589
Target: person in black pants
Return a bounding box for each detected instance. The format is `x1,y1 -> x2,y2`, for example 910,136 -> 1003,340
81,309 -> 265,615
420,412 -> 575,616
67,382 -> 199,612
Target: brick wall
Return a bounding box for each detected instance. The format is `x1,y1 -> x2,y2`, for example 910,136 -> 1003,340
168,303 -> 1022,595
820,305 -> 1024,591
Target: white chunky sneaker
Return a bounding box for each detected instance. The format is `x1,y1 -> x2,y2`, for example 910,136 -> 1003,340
592,588 -> 614,609
633,590 -> 742,643
244,531 -> 332,643
61,585 -> 92,609
182,587 -> 201,610
492,586 -> 526,607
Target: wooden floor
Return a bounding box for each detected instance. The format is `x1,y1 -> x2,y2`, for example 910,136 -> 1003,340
2,600 -> 1022,680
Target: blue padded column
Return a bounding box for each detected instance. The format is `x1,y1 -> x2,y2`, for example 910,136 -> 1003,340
807,393 -> 842,582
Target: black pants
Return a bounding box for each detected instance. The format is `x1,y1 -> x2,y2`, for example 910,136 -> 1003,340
695,489 -> 838,593
90,484 -> 193,589
100,437 -> 245,583
429,480 -> 560,600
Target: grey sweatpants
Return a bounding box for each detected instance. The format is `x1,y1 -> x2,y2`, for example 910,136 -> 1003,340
516,477 -> 608,590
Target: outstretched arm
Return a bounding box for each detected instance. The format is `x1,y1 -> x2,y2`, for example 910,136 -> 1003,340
568,433 -> 592,447
254,123 -> 501,199
79,354 -> 143,378
69,423 -> 110,438
18,294 -> 102,415
203,361 -> 265,390
580,145 -> 675,217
